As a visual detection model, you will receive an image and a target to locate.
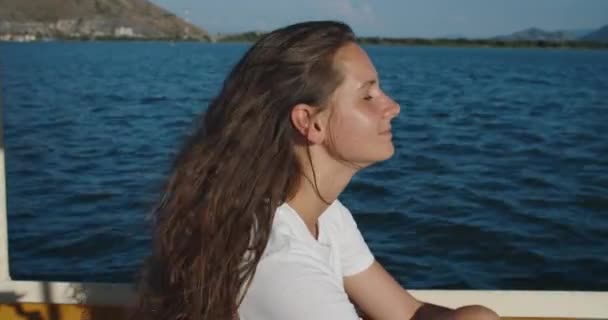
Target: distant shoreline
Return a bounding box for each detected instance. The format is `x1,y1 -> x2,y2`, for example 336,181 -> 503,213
357,37 -> 608,49
214,32 -> 608,49
3,35 -> 608,50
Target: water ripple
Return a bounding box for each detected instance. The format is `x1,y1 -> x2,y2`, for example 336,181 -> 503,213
1,42 -> 607,289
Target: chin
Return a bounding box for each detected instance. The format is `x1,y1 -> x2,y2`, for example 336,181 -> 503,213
378,142 -> 395,159
378,147 -> 395,161
345,142 -> 396,168
361,145 -> 395,167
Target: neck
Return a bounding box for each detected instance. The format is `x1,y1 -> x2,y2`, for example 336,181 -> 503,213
287,146 -> 358,238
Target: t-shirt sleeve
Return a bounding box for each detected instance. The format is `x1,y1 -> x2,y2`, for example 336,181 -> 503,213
240,257 -> 360,320
336,201 -> 375,277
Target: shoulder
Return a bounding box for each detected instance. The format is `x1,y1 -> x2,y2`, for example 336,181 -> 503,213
331,199 -> 356,222
330,199 -> 361,230
261,203 -> 310,257
320,199 -> 353,229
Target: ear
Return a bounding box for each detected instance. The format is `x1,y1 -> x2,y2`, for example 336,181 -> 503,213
291,103 -> 325,144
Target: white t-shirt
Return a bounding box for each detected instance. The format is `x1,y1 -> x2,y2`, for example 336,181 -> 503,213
238,200 -> 375,320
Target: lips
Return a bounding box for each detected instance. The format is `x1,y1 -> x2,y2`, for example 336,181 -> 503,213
380,131 -> 392,139
379,128 -> 392,135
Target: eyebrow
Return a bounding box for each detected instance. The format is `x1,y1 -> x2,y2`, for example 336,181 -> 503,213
358,79 -> 377,90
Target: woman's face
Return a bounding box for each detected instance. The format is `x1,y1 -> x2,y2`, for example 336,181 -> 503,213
324,42 -> 400,168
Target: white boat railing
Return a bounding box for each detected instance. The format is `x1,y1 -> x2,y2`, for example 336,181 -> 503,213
0,280 -> 607,318
0,67 -> 10,282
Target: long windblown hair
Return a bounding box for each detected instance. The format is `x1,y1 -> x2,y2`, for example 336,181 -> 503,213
132,21 -> 356,320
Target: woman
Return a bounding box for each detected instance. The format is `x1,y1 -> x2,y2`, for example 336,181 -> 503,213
134,21 -> 500,320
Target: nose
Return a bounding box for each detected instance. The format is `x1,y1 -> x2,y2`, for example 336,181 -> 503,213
383,95 -> 400,119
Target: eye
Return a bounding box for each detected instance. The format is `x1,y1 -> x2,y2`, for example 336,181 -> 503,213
363,95 -> 373,101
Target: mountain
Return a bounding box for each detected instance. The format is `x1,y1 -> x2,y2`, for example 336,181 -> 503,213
494,27 -> 575,42
562,28 -> 596,39
492,25 -> 608,43
581,25 -> 608,43
0,0 -> 211,41
438,33 -> 468,40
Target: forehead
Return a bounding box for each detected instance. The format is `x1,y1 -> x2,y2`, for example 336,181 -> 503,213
333,43 -> 377,85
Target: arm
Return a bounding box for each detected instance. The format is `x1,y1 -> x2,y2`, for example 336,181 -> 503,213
344,261 -> 500,320
336,202 -> 498,320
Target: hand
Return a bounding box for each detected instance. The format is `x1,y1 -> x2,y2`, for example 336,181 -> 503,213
446,305 -> 500,320
412,303 -> 500,320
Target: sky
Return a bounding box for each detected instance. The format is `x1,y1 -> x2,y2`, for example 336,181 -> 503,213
151,0 -> 608,38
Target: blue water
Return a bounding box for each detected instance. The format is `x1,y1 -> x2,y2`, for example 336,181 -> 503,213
1,42 -> 607,290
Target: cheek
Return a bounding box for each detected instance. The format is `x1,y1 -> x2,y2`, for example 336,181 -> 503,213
328,108 -> 377,149
337,106 -> 376,134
